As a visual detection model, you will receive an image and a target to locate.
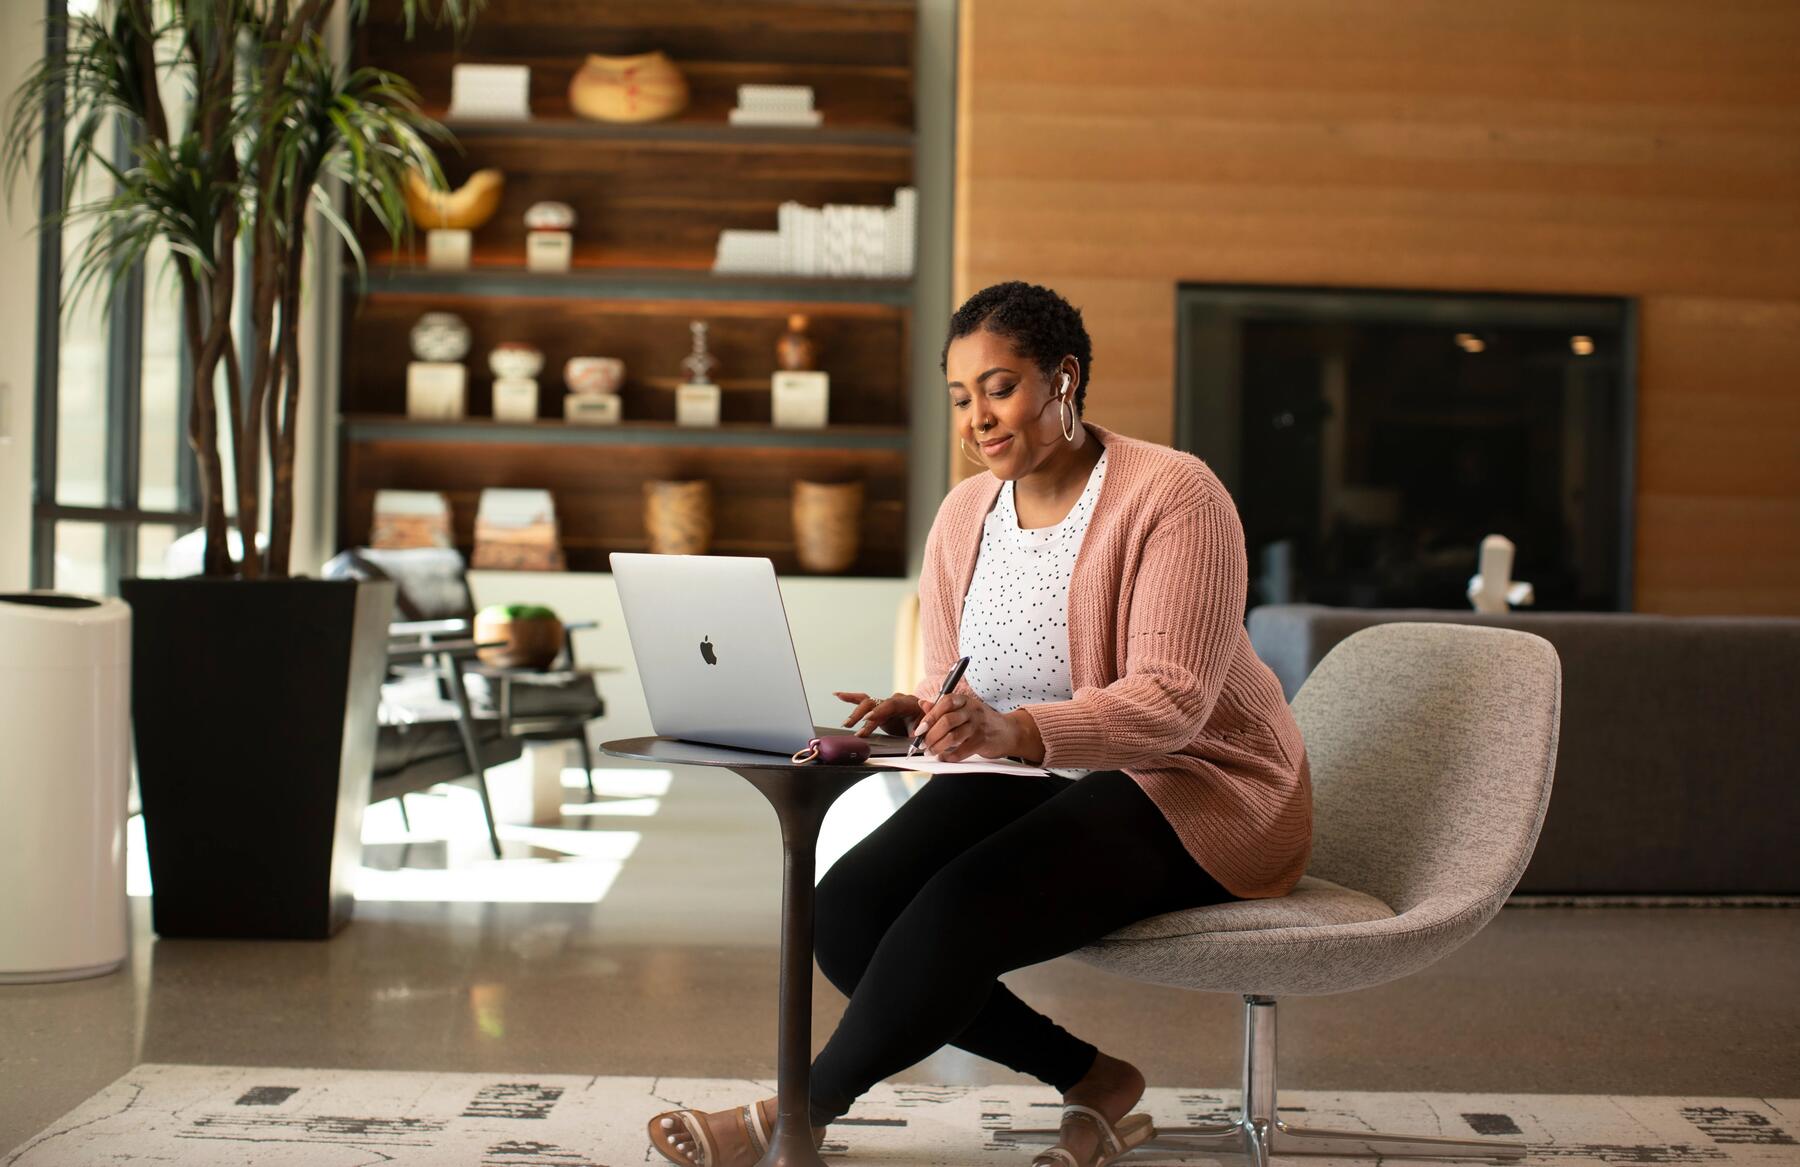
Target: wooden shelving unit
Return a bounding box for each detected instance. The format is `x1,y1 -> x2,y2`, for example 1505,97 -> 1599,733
341,0 -> 917,578
436,114 -> 916,150
343,416 -> 911,450
353,265 -> 914,305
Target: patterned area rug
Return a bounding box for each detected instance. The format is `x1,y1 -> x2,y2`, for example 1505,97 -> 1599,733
6,1065 -> 1795,1166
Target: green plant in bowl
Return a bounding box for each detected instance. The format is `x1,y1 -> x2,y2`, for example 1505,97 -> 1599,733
474,604 -> 563,669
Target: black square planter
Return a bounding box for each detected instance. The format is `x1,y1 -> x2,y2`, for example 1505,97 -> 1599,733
121,577 -> 395,939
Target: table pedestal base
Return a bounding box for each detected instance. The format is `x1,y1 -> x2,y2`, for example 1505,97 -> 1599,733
731,765 -> 869,1167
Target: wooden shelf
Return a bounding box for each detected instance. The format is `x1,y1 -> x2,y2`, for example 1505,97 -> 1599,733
343,416 -> 911,451
358,1 -> 916,131
353,264 -> 914,305
342,297 -> 909,427
463,542 -> 905,579
340,430 -> 910,578
437,114 -> 914,150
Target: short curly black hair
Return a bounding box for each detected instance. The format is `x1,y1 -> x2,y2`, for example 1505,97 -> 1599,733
940,281 -> 1093,416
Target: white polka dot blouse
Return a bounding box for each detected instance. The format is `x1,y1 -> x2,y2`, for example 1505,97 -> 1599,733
958,446 -> 1109,778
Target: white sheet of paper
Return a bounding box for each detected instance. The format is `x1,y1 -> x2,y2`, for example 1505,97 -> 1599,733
865,754 -> 1054,777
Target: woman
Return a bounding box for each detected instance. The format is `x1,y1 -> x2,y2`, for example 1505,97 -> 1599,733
649,281 -> 1312,1167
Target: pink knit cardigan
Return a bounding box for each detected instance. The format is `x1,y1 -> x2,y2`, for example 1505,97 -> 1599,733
913,421 -> 1312,899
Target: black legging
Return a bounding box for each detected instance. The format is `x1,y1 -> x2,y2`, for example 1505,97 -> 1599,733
807,769 -> 1238,1127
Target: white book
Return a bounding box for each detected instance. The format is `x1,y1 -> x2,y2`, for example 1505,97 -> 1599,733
728,109 -> 823,128
736,84 -> 816,113
818,206 -> 836,275
799,206 -> 822,275
849,205 -> 869,274
847,206 -> 866,275
826,205 -> 852,276
882,205 -> 904,278
863,205 -> 885,274
477,487 -> 556,528
893,186 -> 918,276
373,489 -> 451,518
713,229 -> 783,273
778,201 -> 799,273
448,63 -> 532,120
854,206 -> 875,275
868,755 -> 1053,777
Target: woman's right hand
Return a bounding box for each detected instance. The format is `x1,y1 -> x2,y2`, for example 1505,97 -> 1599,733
833,690 -> 923,739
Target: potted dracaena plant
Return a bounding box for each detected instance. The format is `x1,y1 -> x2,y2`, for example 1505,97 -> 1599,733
3,0 -> 479,939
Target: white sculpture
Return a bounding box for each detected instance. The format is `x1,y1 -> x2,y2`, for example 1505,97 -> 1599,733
1467,534 -> 1536,613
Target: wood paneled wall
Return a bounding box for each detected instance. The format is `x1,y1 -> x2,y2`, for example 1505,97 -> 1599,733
953,0 -> 1800,614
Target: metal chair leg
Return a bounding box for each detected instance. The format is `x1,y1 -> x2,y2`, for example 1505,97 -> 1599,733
576,730 -> 596,800
439,650 -> 504,860
472,768 -> 503,859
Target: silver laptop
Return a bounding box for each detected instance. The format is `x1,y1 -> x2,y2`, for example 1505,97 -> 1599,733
609,553 -> 913,756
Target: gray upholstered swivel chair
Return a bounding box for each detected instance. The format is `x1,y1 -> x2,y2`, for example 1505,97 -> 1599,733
1011,623 -> 1562,1164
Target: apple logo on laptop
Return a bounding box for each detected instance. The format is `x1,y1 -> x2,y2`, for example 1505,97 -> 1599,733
699,635 -> 717,665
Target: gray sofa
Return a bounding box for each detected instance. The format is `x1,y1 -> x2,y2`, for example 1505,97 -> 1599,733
1247,604 -> 1800,895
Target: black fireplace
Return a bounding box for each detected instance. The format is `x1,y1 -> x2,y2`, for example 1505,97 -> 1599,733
1176,285 -> 1636,611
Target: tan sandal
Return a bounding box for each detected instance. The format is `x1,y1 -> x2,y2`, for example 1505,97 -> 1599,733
647,1102 -> 757,1167
647,1099 -> 821,1167
1029,1104 -> 1156,1167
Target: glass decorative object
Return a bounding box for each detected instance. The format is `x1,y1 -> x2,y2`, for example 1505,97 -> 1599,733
677,320 -> 722,426
681,320 -> 720,385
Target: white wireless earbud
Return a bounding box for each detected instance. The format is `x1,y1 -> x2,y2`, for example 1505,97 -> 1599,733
1058,373 -> 1070,398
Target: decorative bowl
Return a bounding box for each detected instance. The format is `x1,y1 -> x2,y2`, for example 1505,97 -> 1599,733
568,51 -> 689,124
564,356 -> 626,395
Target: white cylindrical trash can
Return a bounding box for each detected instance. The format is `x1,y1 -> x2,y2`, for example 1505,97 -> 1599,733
0,592 -> 132,983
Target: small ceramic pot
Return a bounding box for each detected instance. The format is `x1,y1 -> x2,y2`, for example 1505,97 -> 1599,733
792,480 -> 863,573
777,313 -> 816,372
410,312 -> 471,363
524,200 -> 577,232
568,51 -> 689,124
489,342 -> 544,380
644,479 -> 712,555
564,356 -> 625,395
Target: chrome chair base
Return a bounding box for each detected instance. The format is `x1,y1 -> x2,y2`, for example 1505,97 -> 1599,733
1001,996 -> 1527,1164
1124,1118 -> 1529,1163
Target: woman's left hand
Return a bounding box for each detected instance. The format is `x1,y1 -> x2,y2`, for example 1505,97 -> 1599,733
915,690 -> 1016,762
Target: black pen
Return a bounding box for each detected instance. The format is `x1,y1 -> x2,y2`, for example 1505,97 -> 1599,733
909,655 -> 971,758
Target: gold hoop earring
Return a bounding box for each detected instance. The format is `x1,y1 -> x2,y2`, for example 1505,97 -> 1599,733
1058,396 -> 1077,442
958,437 -> 988,468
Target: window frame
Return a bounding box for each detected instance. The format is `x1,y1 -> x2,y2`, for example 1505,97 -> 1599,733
31,0 -> 200,591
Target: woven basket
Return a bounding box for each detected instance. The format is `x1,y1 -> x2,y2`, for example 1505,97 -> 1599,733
643,479 -> 712,555
792,480 -> 863,573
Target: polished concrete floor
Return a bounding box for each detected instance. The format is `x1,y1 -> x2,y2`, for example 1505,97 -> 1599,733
4,756 -> 1798,1153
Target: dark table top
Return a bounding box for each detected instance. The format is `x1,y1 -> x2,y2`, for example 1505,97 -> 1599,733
600,735 -> 892,772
